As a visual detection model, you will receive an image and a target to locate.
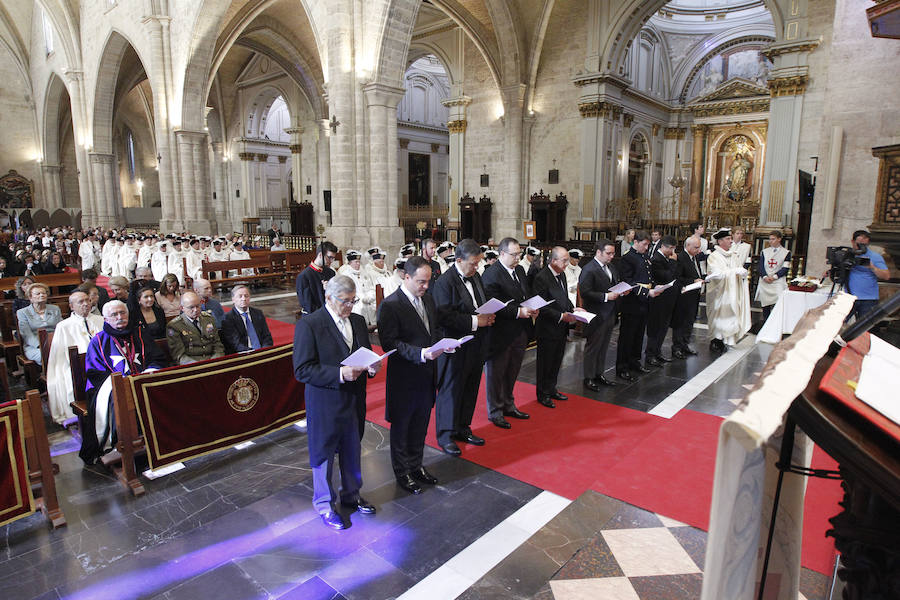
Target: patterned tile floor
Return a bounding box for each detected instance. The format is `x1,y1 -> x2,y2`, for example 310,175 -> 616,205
2,284 -> 843,599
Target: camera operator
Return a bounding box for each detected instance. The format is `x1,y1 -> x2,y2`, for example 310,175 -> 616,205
846,230 -> 889,320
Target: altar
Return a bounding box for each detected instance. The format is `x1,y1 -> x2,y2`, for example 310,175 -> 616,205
757,287 -> 833,343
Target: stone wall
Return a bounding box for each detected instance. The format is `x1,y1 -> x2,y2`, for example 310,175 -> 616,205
0,44 -> 41,202
526,0 -> 586,238
462,37 -> 505,228
806,0 -> 900,275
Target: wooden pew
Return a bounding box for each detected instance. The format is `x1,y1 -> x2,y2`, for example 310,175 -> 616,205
0,301 -> 21,369
19,388 -> 66,528
200,256 -> 286,290
0,272 -> 82,295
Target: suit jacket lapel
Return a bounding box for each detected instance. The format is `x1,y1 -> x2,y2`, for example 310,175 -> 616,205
398,291 -> 431,337
453,269 -> 476,312
322,310 -> 350,355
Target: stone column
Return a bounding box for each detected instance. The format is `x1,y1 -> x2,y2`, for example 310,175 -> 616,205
316,118 -> 331,225
498,84 -> 526,239
255,153 -> 268,212
89,152 -> 118,228
690,124 -> 707,220
175,130 -> 214,234
285,124 -> 304,203
363,83 -> 406,250
63,69 -> 93,223
211,142 -> 228,228
238,150 -> 254,228
443,96 -> 471,226
322,0 -> 359,249
41,165 -> 63,210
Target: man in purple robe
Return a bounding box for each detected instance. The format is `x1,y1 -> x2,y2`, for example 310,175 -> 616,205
79,300 -> 166,465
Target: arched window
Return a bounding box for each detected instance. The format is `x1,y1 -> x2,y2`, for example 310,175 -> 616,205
125,130 -> 136,182
42,9 -> 54,56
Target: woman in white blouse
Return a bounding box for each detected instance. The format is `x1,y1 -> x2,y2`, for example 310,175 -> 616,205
17,282 -> 62,364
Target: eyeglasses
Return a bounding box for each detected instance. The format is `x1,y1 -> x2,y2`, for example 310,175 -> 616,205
332,297 -> 359,307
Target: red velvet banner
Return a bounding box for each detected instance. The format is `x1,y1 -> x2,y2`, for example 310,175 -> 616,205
131,344 -> 305,470
0,400 -> 35,527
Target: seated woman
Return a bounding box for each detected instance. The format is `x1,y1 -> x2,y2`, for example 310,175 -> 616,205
39,251 -> 67,274
16,282 -> 63,365
77,283 -> 103,315
12,276 -> 35,312
155,273 -> 182,318
107,276 -> 131,303
129,285 -> 167,339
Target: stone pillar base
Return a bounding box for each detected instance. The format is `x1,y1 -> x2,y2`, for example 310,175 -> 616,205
158,219 -> 183,234
495,217 -> 522,242
185,220 -> 218,236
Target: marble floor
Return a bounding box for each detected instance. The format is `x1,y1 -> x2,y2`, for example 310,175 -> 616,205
0,284 -> 840,599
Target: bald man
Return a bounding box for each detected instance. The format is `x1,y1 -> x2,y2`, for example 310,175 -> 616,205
166,291 -> 224,364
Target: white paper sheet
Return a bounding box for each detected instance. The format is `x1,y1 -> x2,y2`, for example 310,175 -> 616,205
681,281 -> 703,294
855,334 -> 900,426
341,347 -> 396,368
427,335 -> 474,354
572,309 -> 596,323
608,281 -> 636,295
521,295 -> 554,310
654,280 -> 676,292
476,298 -> 512,314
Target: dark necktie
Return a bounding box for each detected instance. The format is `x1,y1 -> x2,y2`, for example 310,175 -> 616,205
242,311 -> 261,349
192,319 -> 201,333
557,273 -> 566,291
463,275 -> 485,305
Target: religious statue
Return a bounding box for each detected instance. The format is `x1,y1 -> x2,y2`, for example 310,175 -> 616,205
724,153 -> 752,202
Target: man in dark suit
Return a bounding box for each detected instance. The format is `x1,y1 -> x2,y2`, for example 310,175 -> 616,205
579,239 -> 627,390
293,275 -> 380,530
648,228 -> 663,258
421,238 -> 441,291
533,247 -> 578,407
432,238 -> 496,455
616,231 -> 665,381
482,237 -> 539,426
377,257 -> 445,495
296,241 -> 337,314
671,236 -> 704,358
645,235 -> 679,366
221,285 -> 274,354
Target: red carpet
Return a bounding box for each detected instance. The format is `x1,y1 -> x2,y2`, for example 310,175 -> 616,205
362,373 -> 841,574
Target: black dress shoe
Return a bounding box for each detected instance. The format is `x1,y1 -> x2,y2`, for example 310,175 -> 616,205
440,441 -> 461,455
396,474 -> 424,494
451,431 -> 485,445
710,339 -> 726,353
503,409 -> 530,419
537,397 -> 555,408
617,371 -> 636,381
551,392 -> 568,401
636,365 -> 653,373
657,355 -> 673,363
684,346 -> 698,355
342,496 -> 376,514
320,511 -> 346,530
673,350 -> 686,360
646,357 -> 663,367
490,416 -> 512,429
411,467 -> 438,485
596,376 -> 617,387
583,378 -> 603,392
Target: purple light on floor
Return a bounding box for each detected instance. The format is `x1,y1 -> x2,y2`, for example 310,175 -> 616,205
60,509 -> 415,600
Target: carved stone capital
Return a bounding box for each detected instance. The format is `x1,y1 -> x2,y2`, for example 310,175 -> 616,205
447,119 -> 468,134
578,101 -> 620,119
768,75 -> 809,97
761,39 -> 820,60
691,124 -> 708,137
255,153 -> 269,162
399,138 -> 410,149
652,124 -> 660,136
623,113 -> 634,128
278,155 -> 288,164
664,127 -> 686,139
238,152 -> 254,161
290,144 -> 302,154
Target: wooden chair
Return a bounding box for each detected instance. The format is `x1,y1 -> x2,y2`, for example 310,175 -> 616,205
0,301 -> 21,370
68,346 -> 89,419
19,389 -> 66,527
18,328 -> 53,392
0,358 -> 11,404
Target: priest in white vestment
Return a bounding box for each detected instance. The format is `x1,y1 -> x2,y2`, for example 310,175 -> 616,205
565,248 -> 583,308
167,240 -> 186,285
46,290 -> 104,425
184,238 -> 205,281
116,238 -> 138,280
364,249 -> 392,290
136,237 -> 154,270
151,241 -> 171,282
100,236 -> 117,275
706,228 -> 751,352
339,250 -> 377,327
228,241 -> 253,278
79,233 -> 98,270
755,230 -> 791,320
